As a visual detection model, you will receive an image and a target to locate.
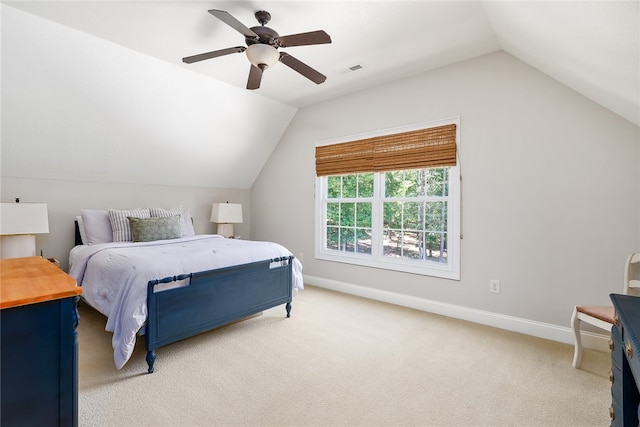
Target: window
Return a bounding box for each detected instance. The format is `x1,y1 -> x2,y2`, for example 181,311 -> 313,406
315,119 -> 460,279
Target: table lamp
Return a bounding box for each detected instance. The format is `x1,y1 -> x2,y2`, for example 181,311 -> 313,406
210,202 -> 243,238
0,201 -> 50,258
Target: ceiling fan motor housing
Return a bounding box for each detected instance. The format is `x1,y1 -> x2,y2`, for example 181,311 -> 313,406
246,26 -> 280,47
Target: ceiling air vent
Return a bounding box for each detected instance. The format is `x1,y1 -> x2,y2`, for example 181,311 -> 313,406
339,64 -> 364,74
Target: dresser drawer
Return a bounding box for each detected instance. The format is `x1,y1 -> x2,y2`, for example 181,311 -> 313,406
1,298 -> 78,426
612,325 -> 624,370
612,366 -> 624,407
610,399 -> 624,427
611,294 -> 640,427
620,329 -> 640,386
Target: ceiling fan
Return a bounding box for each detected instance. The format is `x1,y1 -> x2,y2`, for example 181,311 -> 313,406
183,9 -> 332,90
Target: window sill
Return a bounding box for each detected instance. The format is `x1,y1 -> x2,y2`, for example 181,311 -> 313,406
315,251 -> 460,280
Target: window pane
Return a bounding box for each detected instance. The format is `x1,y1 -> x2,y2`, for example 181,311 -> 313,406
356,203 -> 372,228
404,170 -> 419,197
327,203 -> 340,226
356,229 -> 372,254
340,203 -> 355,227
328,176 -> 341,198
403,202 -> 421,230
426,168 -> 448,196
326,226 -> 339,250
383,229 -> 401,257
381,170 -> 449,262
342,228 -> 355,252
424,232 -> 447,264
383,201 -> 403,229
385,171 -> 405,197
425,201 -> 447,232
358,173 -> 374,197
401,231 -> 421,259
343,175 -> 357,198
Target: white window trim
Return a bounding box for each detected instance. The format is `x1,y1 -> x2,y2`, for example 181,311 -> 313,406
314,117 -> 461,280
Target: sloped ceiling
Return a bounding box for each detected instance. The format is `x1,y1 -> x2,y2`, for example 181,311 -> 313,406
1,5 -> 297,189
5,1 -> 638,126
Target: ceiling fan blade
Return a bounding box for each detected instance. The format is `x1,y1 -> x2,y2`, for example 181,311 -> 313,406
208,9 -> 258,40
279,52 -> 327,84
247,65 -> 263,90
275,30 -> 331,48
182,46 -> 245,64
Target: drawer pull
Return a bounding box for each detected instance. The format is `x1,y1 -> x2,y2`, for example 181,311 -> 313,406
609,338 -> 614,351
626,341 -> 634,358
614,314 -> 620,327
609,405 -> 615,420
609,370 -> 614,383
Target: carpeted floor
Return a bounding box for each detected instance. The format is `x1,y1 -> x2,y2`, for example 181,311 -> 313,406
78,285 -> 611,426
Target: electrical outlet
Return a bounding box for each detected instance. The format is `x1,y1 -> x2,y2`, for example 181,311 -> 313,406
298,252 -> 304,262
489,279 -> 501,294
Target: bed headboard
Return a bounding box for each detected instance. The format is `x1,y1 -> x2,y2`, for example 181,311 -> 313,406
74,220 -> 83,246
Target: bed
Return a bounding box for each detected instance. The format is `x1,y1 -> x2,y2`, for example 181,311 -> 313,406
68,208 -> 303,373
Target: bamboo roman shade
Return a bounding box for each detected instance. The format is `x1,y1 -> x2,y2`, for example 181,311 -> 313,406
315,124 -> 457,176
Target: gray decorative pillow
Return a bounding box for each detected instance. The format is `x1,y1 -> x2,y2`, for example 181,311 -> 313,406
128,216 -> 182,242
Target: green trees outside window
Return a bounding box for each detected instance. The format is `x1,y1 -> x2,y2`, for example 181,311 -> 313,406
382,168 -> 448,263
326,173 -> 373,254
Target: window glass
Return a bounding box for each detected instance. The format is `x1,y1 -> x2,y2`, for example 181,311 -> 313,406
318,166 -> 459,279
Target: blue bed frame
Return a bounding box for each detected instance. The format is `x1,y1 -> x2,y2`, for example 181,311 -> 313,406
74,220 -> 294,374
145,256 -> 294,373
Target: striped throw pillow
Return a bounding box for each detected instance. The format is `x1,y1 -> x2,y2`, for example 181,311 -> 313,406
108,208 -> 150,242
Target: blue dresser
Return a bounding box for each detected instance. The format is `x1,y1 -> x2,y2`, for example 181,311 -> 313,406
0,257 -> 82,427
610,293 -> 640,426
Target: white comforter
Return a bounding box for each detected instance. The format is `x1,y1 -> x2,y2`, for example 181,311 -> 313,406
68,235 -> 303,369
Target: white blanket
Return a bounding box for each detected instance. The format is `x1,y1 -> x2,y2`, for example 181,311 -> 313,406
68,235 -> 303,369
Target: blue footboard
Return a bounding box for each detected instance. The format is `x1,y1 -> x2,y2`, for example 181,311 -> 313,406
145,256 -> 293,373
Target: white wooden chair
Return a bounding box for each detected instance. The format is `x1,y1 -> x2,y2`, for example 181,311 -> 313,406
571,252 -> 640,368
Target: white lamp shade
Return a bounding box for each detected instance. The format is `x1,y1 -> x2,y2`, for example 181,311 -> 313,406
210,203 -> 243,224
0,203 -> 49,235
245,44 -> 279,69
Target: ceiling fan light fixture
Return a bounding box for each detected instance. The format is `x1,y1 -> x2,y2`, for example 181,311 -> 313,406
246,44 -> 279,69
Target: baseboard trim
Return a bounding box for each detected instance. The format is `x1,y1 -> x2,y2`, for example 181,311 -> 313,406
303,275 -> 609,353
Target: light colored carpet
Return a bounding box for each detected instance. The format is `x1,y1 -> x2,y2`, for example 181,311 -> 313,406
78,285 -> 611,426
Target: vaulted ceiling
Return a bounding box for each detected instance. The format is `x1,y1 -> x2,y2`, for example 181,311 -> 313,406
6,1 -> 639,126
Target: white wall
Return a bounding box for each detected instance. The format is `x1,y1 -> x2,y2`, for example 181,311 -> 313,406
1,4 -> 296,189
0,5 -> 294,269
1,177 -> 251,270
251,51 -> 640,329
2,2 -> 638,334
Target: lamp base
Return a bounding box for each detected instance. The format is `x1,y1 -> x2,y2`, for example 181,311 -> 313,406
0,235 -> 37,259
216,223 -> 234,238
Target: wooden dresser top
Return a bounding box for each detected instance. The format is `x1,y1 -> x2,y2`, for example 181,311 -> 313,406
1,257 -> 81,309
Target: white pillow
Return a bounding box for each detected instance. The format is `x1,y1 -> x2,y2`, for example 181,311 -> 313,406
149,207 -> 195,237
181,209 -> 196,237
108,208 -> 151,242
80,209 -> 113,245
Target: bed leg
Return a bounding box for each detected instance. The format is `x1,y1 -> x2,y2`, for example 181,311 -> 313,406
146,350 -> 156,374
286,302 -> 291,318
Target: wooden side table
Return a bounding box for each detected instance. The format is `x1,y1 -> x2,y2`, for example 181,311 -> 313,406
1,257 -> 82,427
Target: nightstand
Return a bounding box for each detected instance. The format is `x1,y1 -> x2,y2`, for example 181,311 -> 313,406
0,257 -> 82,427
